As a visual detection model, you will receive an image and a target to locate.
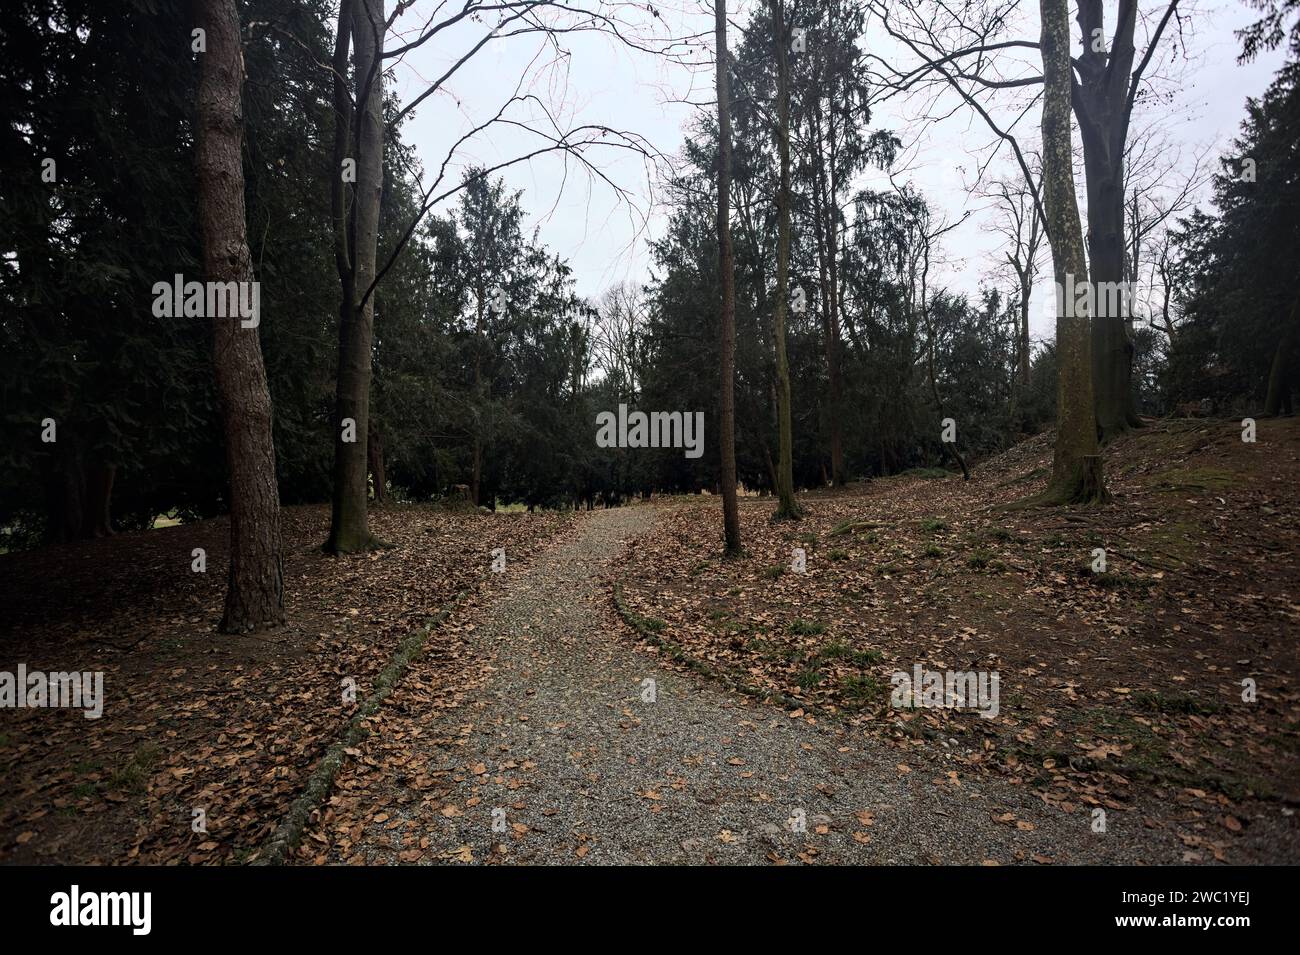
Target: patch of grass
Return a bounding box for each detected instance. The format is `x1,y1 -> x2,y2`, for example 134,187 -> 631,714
71,782 -> 98,799
1132,690 -> 1225,717
622,605 -> 668,633
796,667 -> 824,691
796,532 -> 819,545
817,640 -> 879,666
841,673 -> 883,704
920,517 -> 949,533
109,743 -> 161,793
1089,571 -> 1156,592
851,647 -> 883,666
1088,710 -> 1171,775
1143,521 -> 1202,563
789,618 -> 827,636
923,542 -> 944,559
1153,466 -> 1235,492
761,565 -> 784,580
966,548 -> 991,569
985,527 -> 1013,542
828,548 -> 849,561
902,467 -> 950,479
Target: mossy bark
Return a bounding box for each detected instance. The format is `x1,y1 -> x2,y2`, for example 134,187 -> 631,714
325,0 -> 385,554
1031,0 -> 1108,507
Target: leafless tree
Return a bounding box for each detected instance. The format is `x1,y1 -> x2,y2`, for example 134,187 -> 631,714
320,1 -> 682,550
864,0 -> 1190,439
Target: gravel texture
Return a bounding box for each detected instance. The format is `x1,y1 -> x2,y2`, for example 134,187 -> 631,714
343,506 -> 1293,865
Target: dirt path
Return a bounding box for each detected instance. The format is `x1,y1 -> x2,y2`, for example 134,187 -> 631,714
327,506 -> 1263,865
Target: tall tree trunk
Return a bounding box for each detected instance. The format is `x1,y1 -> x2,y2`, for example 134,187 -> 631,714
1082,141 -> 1138,438
1036,0 -> 1107,505
825,99 -> 846,486
1074,0 -> 1143,439
1264,295 -> 1300,415
809,98 -> 846,485
326,0 -> 385,553
769,0 -> 800,520
1018,270 -> 1032,388
471,291 -> 484,506
195,0 -> 285,631
715,0 -> 742,556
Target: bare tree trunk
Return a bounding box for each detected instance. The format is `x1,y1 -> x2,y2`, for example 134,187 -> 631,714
195,0 -> 285,631
716,0 -> 742,556
1019,277 -> 1032,387
326,0 -> 385,553
809,99 -> 846,485
1035,0 -> 1107,505
1082,138 -> 1139,438
471,292 -> 484,506
769,0 -> 800,520
1074,0 -> 1144,439
825,102 -> 846,486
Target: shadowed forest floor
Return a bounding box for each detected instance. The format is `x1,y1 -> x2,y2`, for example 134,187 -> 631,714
1,417 -> 1297,864
0,505 -> 575,863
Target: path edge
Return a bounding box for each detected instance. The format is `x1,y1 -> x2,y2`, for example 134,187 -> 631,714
611,578 -> 818,716
250,590 -> 468,866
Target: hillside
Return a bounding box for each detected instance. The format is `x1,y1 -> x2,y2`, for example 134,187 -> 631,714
616,417 -> 1300,861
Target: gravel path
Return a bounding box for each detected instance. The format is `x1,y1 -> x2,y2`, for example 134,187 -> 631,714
344,506 -> 1275,865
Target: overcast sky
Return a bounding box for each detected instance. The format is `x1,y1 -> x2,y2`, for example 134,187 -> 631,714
387,1 -> 1289,347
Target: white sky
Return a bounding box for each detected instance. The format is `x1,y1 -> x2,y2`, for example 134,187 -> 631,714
387,1 -> 1289,349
